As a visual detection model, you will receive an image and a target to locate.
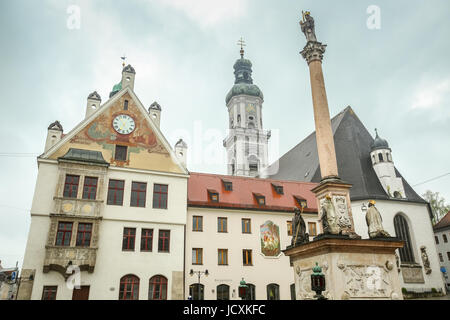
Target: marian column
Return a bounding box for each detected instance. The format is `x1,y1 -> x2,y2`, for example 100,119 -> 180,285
299,12 -> 358,238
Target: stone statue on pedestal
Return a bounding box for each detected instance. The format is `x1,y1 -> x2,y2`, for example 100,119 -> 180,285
291,207 -> 309,246
320,195 -> 340,235
420,246 -> 432,274
300,11 -> 317,42
365,200 -> 390,238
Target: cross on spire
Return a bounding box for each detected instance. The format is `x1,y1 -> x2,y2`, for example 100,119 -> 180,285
121,55 -> 127,67
237,37 -> 246,58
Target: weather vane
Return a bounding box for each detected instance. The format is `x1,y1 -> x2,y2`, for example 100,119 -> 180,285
121,55 -> 127,67
237,37 -> 246,58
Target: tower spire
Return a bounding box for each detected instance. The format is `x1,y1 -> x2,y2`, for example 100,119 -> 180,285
237,37 -> 246,58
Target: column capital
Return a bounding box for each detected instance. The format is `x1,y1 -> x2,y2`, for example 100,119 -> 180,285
301,41 -> 327,64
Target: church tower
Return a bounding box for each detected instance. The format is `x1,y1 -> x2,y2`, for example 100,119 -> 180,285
370,129 -> 406,199
223,41 -> 270,177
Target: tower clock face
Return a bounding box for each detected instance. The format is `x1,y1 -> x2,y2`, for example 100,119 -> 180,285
113,114 -> 135,135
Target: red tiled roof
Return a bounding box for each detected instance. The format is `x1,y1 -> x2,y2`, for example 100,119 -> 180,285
434,211 -> 450,230
187,172 -> 319,213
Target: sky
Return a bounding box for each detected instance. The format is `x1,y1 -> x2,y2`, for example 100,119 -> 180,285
0,0 -> 449,269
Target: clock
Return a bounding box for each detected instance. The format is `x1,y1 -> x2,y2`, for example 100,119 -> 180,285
113,114 -> 135,135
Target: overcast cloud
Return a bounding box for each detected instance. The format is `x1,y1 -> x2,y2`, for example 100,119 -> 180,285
0,0 -> 449,268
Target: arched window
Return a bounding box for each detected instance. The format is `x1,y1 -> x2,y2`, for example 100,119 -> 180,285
394,214 -> 415,263
267,283 -> 280,300
290,283 -> 296,300
189,283 -> 204,300
217,284 -> 230,300
386,152 -> 390,161
119,274 -> 139,300
372,155 -> 376,164
149,275 -> 167,300
246,283 -> 256,300
378,153 -> 384,162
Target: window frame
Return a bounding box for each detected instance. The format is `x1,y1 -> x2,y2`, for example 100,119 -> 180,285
122,227 -> 136,251
63,174 -> 80,198
243,249 -> 253,266
193,216 -> 203,232
218,217 -> 228,233
140,228 -> 153,252
192,248 -> 203,265
42,286 -> 58,300
153,184 -> 168,209
82,176 -> 98,200
76,223 -> 92,247
119,275 -> 139,300
158,230 -> 170,253
107,179 -> 125,206
149,275 -> 168,300
55,222 -> 73,246
308,222 -> 317,236
218,249 -> 228,265
287,221 -> 293,236
114,145 -> 128,161
130,181 -> 147,208
242,218 -> 251,234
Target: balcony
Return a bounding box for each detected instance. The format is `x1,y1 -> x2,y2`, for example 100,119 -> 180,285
43,246 -> 97,275
53,197 -> 102,218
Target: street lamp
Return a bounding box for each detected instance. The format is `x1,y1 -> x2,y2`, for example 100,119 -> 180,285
311,262 -> 327,300
238,278 -> 248,300
189,269 -> 208,300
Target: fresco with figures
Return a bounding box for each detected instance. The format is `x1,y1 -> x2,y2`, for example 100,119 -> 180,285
260,221 -> 281,257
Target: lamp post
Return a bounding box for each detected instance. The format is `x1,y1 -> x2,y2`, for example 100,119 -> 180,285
310,262 -> 327,300
238,278 -> 248,300
189,269 -> 208,300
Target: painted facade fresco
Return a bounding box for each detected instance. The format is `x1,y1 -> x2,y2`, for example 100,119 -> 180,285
260,220 -> 281,257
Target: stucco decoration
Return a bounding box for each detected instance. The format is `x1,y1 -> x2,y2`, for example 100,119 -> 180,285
296,265 -> 331,300
338,263 -> 393,299
260,221 -> 281,257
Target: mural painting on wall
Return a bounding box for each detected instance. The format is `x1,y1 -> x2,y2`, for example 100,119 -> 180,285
260,221 -> 281,257
70,96 -> 168,164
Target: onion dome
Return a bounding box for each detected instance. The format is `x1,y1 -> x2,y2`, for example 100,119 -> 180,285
371,129 -> 390,151
48,120 -> 63,132
109,81 -> 122,98
226,52 -> 264,104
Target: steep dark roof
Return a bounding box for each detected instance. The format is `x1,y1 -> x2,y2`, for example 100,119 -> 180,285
267,106 -> 426,204
434,211 -> 450,231
58,148 -> 109,166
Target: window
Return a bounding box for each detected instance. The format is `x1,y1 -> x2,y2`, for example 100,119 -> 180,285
193,216 -> 203,232
267,283 -> 280,300
140,229 -> 153,251
119,275 -> 139,300
189,283 -> 204,300
435,236 -> 439,244
218,249 -> 228,265
249,163 -> 258,173
149,275 -> 167,300
272,184 -> 284,195
308,222 -> 317,236
223,180 -> 233,191
378,153 -> 383,162
287,221 -> 293,236
192,248 -> 203,265
394,214 -> 415,263
217,284 -> 230,300
115,145 -> 128,161
42,286 -> 57,300
55,222 -> 73,246
63,175 -> 79,198
290,284 -> 296,300
294,196 -> 308,208
153,184 -> 168,209
124,100 -> 129,110
122,228 -> 136,251
76,223 -> 92,247
158,230 -> 170,252
107,179 -> 124,206
242,219 -> 251,234
209,190 -> 219,202
131,182 -> 147,207
439,253 -> 444,262
243,249 -> 252,266
447,252 -> 450,261
444,234 -> 448,243
254,193 -> 265,205
218,218 -> 227,233
82,177 -> 98,200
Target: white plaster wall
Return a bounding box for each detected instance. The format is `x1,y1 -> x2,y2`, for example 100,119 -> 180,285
434,228 -> 450,288
185,207 -> 320,300
352,199 -> 446,292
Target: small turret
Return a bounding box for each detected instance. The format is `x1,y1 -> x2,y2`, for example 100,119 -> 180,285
85,91 -> 101,118
45,121 -> 63,152
174,139 -> 187,168
370,129 -> 405,199
121,64 -> 136,91
149,102 -> 162,128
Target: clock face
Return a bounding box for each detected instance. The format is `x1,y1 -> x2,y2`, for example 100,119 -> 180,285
113,114 -> 135,135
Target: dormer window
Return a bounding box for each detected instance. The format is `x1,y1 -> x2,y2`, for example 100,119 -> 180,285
208,190 -> 219,203
222,180 -> 233,191
254,193 -> 265,206
294,196 -> 307,209
272,183 -> 284,195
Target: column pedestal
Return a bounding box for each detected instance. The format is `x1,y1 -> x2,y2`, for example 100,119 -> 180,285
284,237 -> 404,300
